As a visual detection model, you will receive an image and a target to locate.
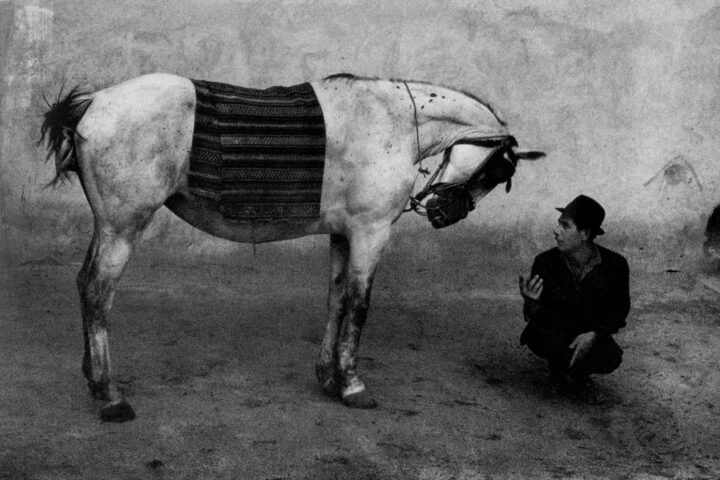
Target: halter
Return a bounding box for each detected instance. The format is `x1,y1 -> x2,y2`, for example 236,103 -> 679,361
400,81 -> 519,216
404,135 -> 519,215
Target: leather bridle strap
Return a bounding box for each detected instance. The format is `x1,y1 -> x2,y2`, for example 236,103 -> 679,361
403,81 -> 426,174
403,149 -> 452,214
404,135 -> 517,215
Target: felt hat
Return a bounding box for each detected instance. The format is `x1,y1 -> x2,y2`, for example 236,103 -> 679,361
556,195 -> 605,235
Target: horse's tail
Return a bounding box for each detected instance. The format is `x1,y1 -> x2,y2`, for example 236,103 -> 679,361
38,86 -> 93,186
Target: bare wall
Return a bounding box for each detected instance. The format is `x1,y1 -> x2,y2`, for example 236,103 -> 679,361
1,0 -> 718,269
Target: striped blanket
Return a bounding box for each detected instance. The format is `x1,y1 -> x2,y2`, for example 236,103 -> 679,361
188,79 -> 326,222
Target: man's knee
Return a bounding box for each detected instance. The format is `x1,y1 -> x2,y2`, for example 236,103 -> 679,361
583,335 -> 623,374
520,324 -> 571,365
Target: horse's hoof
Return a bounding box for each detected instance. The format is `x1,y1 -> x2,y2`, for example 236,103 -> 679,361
321,378 -> 342,398
341,390 -> 378,409
100,401 -> 136,422
87,381 -> 111,401
316,364 -> 342,398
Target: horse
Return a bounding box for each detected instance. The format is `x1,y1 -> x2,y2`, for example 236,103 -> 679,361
40,72 -> 544,422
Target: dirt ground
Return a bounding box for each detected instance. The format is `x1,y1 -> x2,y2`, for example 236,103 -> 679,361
1,243 -> 719,480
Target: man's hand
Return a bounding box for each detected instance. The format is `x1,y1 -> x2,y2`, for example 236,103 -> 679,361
519,274 -> 543,301
569,331 -> 597,367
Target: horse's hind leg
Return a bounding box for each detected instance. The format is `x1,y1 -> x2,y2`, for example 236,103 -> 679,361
316,234 -> 350,396
66,74 -> 192,421
78,216 -> 152,422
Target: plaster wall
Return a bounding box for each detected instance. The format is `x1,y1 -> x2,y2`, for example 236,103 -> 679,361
1,0 -> 718,268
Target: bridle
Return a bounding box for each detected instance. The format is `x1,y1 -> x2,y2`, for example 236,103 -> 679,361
400,81 -> 520,216
404,135 -> 520,215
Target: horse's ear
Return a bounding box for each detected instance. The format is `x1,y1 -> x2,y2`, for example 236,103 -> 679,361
515,150 -> 545,161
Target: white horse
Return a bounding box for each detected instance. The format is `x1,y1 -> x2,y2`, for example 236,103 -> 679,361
40,72 -> 543,421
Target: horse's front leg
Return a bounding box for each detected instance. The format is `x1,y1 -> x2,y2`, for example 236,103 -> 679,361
316,234 -> 349,397
337,226 -> 391,408
78,228 -> 137,422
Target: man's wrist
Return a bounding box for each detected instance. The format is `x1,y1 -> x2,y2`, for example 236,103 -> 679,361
524,298 -> 540,310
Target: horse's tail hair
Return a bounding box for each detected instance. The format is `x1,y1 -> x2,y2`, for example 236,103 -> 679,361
38,86 -> 93,186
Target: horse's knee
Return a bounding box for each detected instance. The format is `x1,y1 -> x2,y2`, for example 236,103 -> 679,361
76,264 -> 91,296
347,275 -> 373,304
346,296 -> 369,326
77,237 -> 133,314
97,238 -> 132,278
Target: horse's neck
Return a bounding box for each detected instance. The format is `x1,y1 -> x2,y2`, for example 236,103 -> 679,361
315,77 -> 508,166
406,82 -> 508,161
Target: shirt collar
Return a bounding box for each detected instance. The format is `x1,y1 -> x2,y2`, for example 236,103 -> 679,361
562,244 -> 601,282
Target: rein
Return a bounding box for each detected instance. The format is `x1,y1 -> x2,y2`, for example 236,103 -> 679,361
403,150 -> 451,215
401,80 -> 446,215
402,81 -> 427,175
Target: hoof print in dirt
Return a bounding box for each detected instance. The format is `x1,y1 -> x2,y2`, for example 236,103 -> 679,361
100,401 -> 136,422
342,390 -> 378,409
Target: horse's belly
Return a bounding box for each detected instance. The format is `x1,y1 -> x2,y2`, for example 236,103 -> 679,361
164,193 -> 327,243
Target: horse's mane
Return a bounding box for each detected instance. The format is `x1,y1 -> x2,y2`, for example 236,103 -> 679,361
456,89 -> 506,126
323,73 -> 378,81
323,73 -> 505,126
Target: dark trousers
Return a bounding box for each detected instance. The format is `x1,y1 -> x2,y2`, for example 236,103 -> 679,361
520,322 -> 623,378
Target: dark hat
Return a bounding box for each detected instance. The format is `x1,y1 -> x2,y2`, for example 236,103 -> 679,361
556,195 -> 605,235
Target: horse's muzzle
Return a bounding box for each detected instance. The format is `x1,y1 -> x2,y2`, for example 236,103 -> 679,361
425,187 -> 475,229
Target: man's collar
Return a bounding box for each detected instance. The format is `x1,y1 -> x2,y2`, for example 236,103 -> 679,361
562,243 -> 601,280
562,243 -> 599,266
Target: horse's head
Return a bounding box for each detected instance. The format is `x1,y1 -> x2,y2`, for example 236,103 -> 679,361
421,136 -> 545,228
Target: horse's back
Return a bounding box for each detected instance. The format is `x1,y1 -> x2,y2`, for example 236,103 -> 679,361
79,73 -> 195,135
94,73 -> 194,102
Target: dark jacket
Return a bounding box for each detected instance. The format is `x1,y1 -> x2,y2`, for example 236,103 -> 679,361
522,245 -> 630,339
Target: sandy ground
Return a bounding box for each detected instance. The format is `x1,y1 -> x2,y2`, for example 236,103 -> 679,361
1,245 -> 719,480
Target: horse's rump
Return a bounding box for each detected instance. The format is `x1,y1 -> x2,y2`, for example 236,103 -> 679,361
188,79 -> 327,222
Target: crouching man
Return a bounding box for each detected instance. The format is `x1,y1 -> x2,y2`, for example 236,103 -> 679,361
519,195 -> 630,393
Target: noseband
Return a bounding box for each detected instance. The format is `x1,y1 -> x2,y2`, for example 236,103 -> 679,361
405,135 -> 519,216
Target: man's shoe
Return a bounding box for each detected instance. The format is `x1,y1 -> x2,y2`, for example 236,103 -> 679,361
568,376 -> 603,404
548,370 -> 570,395
567,374 -> 589,393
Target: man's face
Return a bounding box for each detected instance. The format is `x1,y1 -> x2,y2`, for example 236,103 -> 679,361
554,215 -> 586,252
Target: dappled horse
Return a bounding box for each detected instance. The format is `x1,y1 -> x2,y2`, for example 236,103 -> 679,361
40,73 -> 544,421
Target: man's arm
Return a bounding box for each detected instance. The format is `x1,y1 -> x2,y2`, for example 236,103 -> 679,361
570,254 -> 629,367
520,257 -> 544,322
587,255 -> 630,335
569,331 -> 597,367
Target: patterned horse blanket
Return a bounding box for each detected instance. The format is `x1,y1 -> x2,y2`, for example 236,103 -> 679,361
188,79 -> 326,222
